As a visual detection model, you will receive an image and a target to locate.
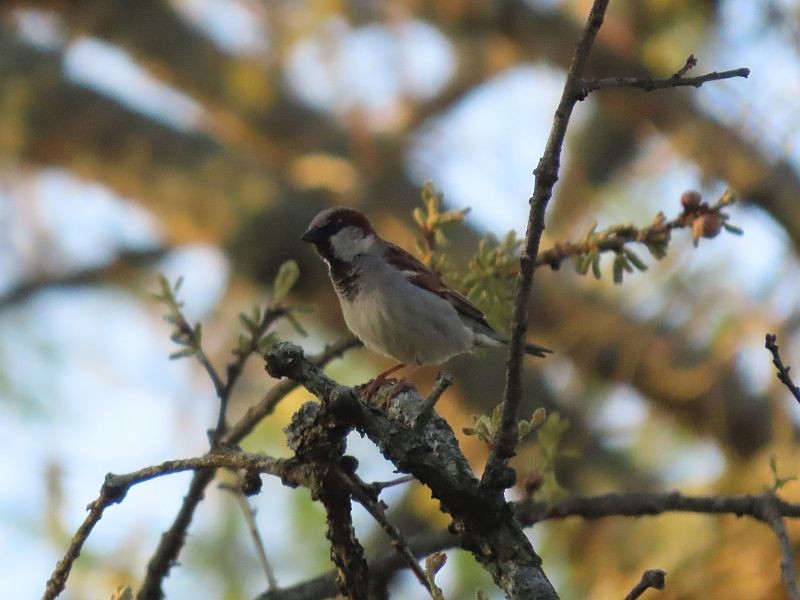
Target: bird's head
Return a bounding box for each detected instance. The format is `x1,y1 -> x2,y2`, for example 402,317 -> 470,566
301,207 -> 377,262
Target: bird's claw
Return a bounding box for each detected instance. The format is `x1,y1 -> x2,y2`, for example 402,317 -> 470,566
361,376 -> 398,401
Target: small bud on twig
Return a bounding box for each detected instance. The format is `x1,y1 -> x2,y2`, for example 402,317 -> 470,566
680,189 -> 702,211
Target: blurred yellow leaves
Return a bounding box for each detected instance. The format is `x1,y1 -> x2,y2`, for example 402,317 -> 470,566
224,62 -> 273,109
289,152 -> 360,196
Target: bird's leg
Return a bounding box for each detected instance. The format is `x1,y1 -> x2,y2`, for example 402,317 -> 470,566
384,365 -> 420,403
362,363 -> 407,399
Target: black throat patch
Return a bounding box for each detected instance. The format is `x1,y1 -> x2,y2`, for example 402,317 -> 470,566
328,257 -> 360,301
314,240 -> 360,301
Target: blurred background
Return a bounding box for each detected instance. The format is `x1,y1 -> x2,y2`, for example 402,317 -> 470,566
2,0 -> 800,598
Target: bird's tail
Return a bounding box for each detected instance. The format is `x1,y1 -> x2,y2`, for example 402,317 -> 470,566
477,332 -> 553,358
524,341 -> 553,358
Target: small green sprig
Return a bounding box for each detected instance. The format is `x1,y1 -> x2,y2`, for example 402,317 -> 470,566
234,260 -> 306,360
460,231 -> 522,332
769,455 -> 798,491
110,585 -> 133,600
153,260 -> 303,430
152,275 -> 204,361
531,412 -> 571,503
413,181 -> 470,273
412,183 -> 517,327
541,189 -> 743,284
463,406 -> 547,447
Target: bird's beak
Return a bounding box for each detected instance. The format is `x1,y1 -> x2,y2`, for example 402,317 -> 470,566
301,227 -> 323,244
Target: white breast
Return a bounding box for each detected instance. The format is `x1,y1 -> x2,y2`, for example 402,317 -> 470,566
339,254 -> 474,365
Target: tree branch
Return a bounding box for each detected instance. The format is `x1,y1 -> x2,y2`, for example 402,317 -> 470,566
484,0 -> 612,493
0,247 -> 167,310
760,492 -> 800,600
338,470 -> 433,596
281,385 -> 370,598
264,342 -> 558,599
136,337 -> 359,600
581,53 -> 749,94
535,190 -> 738,274
212,306 -> 290,440
765,333 -> 800,405
43,452 -> 293,600
259,490 -> 800,600
219,483 -> 279,592
624,569 -> 666,600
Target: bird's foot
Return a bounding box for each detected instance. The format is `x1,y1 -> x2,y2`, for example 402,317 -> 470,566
382,378 -> 412,407
361,376 -> 397,400
361,364 -> 407,401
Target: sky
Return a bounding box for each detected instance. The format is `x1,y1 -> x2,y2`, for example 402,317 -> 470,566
2,1 -> 799,598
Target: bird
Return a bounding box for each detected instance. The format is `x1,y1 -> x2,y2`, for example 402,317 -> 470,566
301,206 -> 551,396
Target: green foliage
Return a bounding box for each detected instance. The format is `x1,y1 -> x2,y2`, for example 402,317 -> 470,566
425,551 -> 448,600
152,274 -> 203,360
570,189 -> 743,283
235,305 -> 279,359
769,454 -> 798,491
413,181 -> 470,273
532,412 -> 571,503
272,259 -> 300,304
519,406 -> 548,440
461,232 -> 522,332
462,407 -> 570,503
271,259 -> 307,337
155,260 -> 305,367
410,184 -> 521,330
463,406 -> 547,447
110,585 -> 133,600
234,259 -> 310,359
572,219 -> 659,284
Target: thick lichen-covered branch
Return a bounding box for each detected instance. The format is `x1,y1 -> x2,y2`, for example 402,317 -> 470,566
264,341 -> 558,600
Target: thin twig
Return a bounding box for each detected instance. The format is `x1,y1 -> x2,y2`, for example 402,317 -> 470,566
414,372 -> 453,433
582,67 -> 749,94
624,569 -> 666,600
43,492 -> 112,600
765,333 -> 800,404
369,475 -> 416,494
258,530 -> 457,600
195,347 -> 227,404
484,0 -> 613,492
760,492 -> 800,600
535,191 -> 735,271
338,471 -> 433,596
674,54 -> 698,77
212,307 -> 289,440
138,469 -> 214,600
43,452 -> 292,600
220,483 -> 278,591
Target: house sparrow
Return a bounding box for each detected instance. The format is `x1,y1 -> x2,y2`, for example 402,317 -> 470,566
301,207 -> 551,392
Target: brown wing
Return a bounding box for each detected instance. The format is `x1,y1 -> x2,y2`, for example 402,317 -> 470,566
384,243 -> 494,331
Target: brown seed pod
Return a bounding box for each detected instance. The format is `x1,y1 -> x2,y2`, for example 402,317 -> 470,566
681,190 -> 702,211
692,213 -> 722,241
